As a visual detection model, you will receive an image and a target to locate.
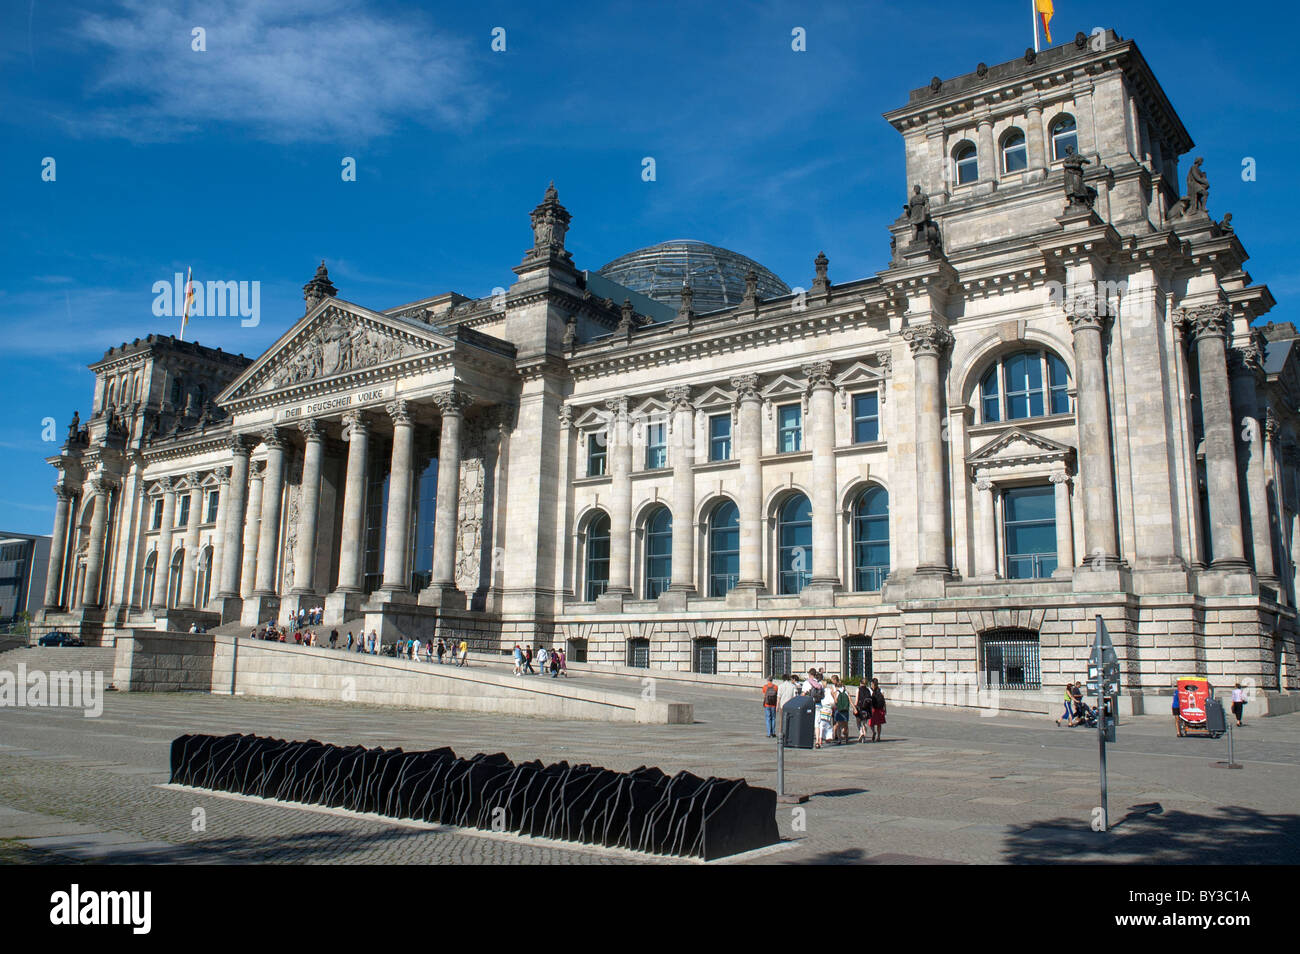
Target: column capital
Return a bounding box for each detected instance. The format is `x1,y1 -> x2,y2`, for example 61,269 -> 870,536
227,433 -> 255,457
214,465 -> 231,484
975,478 -> 994,492
730,373 -> 761,401
1185,303 -> 1231,342
386,399 -> 412,426
260,426 -> 288,450
1264,411 -> 1280,443
557,404 -> 573,430
903,323 -> 953,359
604,396 -> 629,418
157,475 -> 174,493
185,470 -> 203,488
1049,470 -> 1071,484
298,418 -> 325,441
341,410 -> 371,440
54,483 -> 75,502
87,475 -> 112,497
665,385 -> 693,411
250,459 -> 266,478
1228,335 -> 1266,379
433,389 -> 473,417
1064,290 -> 1106,334
801,361 -> 835,390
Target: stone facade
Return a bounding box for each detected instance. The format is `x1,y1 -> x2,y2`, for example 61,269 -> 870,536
36,32 -> 1299,711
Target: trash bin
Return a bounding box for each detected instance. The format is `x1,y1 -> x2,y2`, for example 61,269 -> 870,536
1205,697 -> 1227,737
782,696 -> 815,749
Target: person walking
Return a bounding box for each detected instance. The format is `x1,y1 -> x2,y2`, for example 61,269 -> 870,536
832,676 -> 852,744
1056,682 -> 1075,727
458,638 -> 469,667
761,676 -> 779,738
557,648 -> 568,678
537,646 -> 550,675
523,645 -> 535,675
512,644 -> 523,675
855,679 -> 872,742
1231,683 -> 1246,727
868,678 -> 887,742
436,638 -> 446,664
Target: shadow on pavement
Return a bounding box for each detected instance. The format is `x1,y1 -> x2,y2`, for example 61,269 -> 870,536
1002,804 -> 1300,864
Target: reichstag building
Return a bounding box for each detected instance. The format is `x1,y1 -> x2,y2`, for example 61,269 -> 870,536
37,31 -> 1299,713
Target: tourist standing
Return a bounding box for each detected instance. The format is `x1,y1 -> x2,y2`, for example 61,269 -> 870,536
832,676 -> 852,743
762,676 -> 779,738
537,646 -> 550,675
556,648 -> 568,678
1173,685 -> 1183,737
1231,683 -> 1246,727
855,679 -> 872,742
868,678 -> 886,742
329,629 -> 338,649
458,638 -> 469,667
776,673 -> 796,715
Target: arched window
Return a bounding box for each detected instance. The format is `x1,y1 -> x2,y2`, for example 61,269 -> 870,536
954,142 -> 978,185
852,486 -> 890,592
168,549 -> 185,609
584,512 -> 610,601
644,506 -> 672,598
141,551 -> 157,609
1002,129 -> 1027,173
777,494 -> 812,595
708,500 -> 739,596
1050,115 -> 1078,162
979,350 -> 1071,423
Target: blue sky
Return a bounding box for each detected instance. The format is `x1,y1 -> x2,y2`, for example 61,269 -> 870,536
1,0 -> 1297,535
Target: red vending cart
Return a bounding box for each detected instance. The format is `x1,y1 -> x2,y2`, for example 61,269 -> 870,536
1176,677 -> 1220,737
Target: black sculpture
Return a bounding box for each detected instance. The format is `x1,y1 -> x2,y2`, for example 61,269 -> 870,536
170,733 -> 780,860
1062,148 -> 1097,211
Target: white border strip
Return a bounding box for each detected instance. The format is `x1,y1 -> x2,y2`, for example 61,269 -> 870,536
157,783 -> 793,864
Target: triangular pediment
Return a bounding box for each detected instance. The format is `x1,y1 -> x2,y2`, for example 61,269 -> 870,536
571,406 -> 609,430
761,373 -> 807,400
834,360 -> 887,390
692,385 -> 734,409
968,426 -> 1074,467
218,298 -> 455,405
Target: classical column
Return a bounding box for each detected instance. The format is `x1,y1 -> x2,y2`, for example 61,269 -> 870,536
207,466 -> 230,606
429,389 -> 471,593
1025,103 -> 1046,170
151,479 -> 177,609
976,115 -> 995,181
667,386 -> 696,595
178,473 -> 203,607
975,479 -> 997,578
239,461 -> 265,598
216,437 -> 252,598
379,400 -> 415,593
1051,471 -> 1076,575
605,396 -> 633,596
1189,306 -> 1249,569
44,484 -> 74,609
80,478 -> 113,608
335,412 -> 370,593
1229,338 -> 1277,584
1065,294 -> 1120,565
254,430 -> 288,595
904,323 -> 954,575
732,374 -> 765,589
291,419 -> 325,594
805,361 -> 839,586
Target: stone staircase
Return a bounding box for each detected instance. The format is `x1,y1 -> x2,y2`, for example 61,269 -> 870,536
0,646 -> 118,678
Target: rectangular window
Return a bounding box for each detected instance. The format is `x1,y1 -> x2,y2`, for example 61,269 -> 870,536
175,494 -> 191,527
645,420 -> 667,469
709,414 -> 732,461
205,490 -> 219,523
587,432 -> 607,477
980,630 -> 1042,689
778,404 -> 802,453
1003,485 -> 1057,579
1047,353 -> 1070,415
152,499 -> 164,530
852,392 -> 880,444
1005,352 -> 1044,420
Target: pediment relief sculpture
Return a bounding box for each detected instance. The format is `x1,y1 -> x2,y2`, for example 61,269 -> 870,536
271,315 -> 417,390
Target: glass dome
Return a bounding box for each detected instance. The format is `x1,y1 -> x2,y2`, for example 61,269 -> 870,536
597,239 -> 790,316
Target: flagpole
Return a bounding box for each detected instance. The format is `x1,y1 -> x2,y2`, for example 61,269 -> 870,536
1031,0 -> 1040,52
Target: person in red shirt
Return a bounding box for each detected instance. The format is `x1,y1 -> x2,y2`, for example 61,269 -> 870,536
762,677 -> 779,737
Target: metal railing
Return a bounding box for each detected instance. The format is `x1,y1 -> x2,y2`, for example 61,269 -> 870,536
854,564 -> 889,592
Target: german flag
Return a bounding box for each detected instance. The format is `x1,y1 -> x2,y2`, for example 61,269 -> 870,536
1036,0 -> 1054,44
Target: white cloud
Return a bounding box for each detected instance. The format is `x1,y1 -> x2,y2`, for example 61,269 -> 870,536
66,0 -> 491,143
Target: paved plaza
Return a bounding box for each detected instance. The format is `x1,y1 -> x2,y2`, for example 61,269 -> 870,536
0,665 -> 1297,864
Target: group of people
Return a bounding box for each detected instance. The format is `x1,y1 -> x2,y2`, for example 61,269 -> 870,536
1055,682 -> 1095,727
511,644 -> 568,678
247,623 -> 325,645
288,606 -> 325,627
762,670 -> 886,746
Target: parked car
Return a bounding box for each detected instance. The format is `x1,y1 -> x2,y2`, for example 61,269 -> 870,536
37,631 -> 84,647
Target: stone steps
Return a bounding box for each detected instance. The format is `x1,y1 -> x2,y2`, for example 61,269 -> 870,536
0,647 -> 118,676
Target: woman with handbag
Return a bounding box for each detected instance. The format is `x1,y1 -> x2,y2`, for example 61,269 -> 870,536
868,679 -> 887,742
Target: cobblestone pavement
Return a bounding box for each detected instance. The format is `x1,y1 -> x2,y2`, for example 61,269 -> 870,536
0,670 -> 1297,864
